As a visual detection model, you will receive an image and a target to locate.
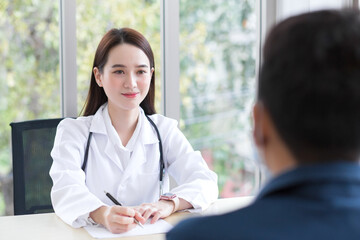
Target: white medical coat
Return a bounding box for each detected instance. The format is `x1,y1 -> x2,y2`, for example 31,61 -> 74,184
50,104 -> 218,228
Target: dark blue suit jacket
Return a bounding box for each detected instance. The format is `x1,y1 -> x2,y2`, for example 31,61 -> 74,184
167,162 -> 360,240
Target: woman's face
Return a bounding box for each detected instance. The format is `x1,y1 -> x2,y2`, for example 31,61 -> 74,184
94,43 -> 153,113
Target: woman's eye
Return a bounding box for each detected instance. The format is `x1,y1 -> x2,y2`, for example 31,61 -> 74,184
137,70 -> 146,74
114,70 -> 124,74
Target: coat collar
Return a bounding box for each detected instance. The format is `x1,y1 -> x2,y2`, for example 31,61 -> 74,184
89,104 -> 107,135
87,103 -> 160,172
139,109 -> 160,145
88,103 -> 159,145
257,161 -> 360,200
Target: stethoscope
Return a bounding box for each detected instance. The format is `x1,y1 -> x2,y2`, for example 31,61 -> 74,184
81,114 -> 165,197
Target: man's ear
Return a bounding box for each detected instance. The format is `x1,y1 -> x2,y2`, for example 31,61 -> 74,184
253,101 -> 267,148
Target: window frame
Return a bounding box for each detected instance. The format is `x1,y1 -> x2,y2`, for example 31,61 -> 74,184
59,0 -> 77,117
59,1 -> 357,193
59,0 -> 182,119
60,0 -> 358,118
59,0 -> 262,120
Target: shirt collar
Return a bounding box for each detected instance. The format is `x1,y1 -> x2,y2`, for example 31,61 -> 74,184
257,161 -> 360,200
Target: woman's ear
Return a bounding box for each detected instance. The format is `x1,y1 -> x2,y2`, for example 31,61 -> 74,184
150,67 -> 154,78
93,67 -> 103,87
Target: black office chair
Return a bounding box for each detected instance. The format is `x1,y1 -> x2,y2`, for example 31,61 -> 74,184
10,118 -> 63,215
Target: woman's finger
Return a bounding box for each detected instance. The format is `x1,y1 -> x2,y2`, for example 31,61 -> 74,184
112,214 -> 138,225
142,208 -> 156,221
134,210 -> 146,224
111,206 -> 135,217
150,211 -> 162,224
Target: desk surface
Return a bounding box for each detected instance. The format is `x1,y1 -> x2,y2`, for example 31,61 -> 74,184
0,197 -> 254,240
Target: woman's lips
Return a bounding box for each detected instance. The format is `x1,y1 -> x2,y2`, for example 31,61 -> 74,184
122,92 -> 139,98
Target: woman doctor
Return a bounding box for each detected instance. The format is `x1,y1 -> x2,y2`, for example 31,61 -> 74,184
50,28 -> 218,234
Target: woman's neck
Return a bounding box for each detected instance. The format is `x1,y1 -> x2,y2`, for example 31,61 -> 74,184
107,104 -> 139,147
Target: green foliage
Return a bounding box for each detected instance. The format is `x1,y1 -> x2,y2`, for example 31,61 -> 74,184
0,0 -> 257,215
179,0 -> 257,197
0,0 -> 161,216
0,1 -> 60,172
0,192 -> 4,214
0,0 -> 61,215
76,0 -> 161,114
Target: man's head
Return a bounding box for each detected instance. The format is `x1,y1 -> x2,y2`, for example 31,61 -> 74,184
254,9 -> 360,172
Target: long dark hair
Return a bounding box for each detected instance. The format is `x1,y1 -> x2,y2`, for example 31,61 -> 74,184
82,28 -> 156,116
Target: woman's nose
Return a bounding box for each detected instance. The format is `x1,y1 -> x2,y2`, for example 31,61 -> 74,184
124,73 -> 137,89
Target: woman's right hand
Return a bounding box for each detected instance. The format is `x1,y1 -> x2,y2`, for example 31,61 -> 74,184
90,206 -> 145,234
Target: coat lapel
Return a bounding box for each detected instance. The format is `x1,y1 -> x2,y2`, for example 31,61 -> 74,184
89,104 -> 124,171
118,111 -> 160,185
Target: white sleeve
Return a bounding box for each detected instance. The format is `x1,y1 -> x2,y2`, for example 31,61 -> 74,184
49,119 -> 105,228
162,121 -> 219,211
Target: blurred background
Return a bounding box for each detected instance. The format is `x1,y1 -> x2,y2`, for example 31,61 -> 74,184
0,0 -> 357,215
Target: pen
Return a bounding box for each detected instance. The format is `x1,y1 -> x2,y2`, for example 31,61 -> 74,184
104,191 -> 144,228
105,191 -> 122,206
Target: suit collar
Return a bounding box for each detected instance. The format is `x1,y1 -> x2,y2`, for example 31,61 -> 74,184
257,161 -> 360,200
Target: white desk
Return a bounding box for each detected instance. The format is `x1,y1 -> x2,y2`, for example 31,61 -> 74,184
0,197 -> 254,240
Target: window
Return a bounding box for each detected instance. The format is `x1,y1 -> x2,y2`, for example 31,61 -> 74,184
277,0 -> 348,21
76,0 -> 161,114
0,0 -> 162,215
0,0 -> 60,215
179,0 -> 259,197
3,0 -> 352,215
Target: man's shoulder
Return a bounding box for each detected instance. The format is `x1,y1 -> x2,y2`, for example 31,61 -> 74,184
167,206 -> 260,240
166,197 -> 311,240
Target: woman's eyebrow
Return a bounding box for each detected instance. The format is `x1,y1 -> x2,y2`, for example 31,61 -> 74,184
111,64 -> 126,68
136,64 -> 149,68
111,64 -> 149,68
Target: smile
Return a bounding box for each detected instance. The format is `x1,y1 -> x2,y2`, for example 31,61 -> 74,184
122,92 -> 139,98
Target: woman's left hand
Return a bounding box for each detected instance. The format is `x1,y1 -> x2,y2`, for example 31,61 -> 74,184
133,200 -> 175,224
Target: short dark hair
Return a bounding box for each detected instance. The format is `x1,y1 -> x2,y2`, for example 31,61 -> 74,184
82,27 -> 156,116
258,9 -> 360,163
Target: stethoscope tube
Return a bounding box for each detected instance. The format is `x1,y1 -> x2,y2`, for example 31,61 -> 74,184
145,115 -> 165,196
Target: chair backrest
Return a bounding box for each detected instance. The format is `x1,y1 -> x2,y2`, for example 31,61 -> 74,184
10,118 -> 63,215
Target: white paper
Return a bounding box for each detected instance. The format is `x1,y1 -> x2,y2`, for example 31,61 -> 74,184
84,219 -> 173,239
